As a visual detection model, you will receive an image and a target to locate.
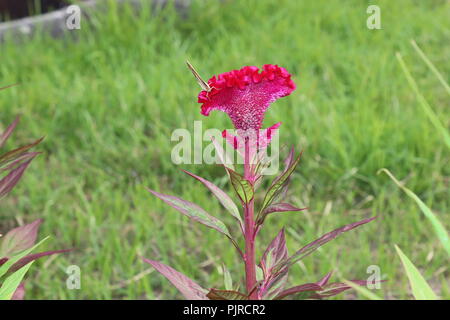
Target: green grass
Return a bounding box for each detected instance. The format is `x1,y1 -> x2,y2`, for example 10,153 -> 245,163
0,0 -> 449,299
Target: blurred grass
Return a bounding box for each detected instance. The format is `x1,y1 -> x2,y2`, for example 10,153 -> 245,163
0,0 -> 448,299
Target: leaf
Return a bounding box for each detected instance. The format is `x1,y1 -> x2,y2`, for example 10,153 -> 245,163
311,280 -> 371,299
316,271 -> 333,286
260,228 -> 288,274
0,117 -> 19,148
182,170 -> 243,227
257,203 -> 306,225
379,169 -> 450,256
396,52 -> 450,149
395,245 -> 438,300
410,40 -> 450,96
143,259 -> 207,300
8,249 -> 72,273
0,237 -> 48,279
206,288 -> 248,300
0,158 -> 36,198
0,261 -> 34,300
221,264 -> 233,291
147,188 -> 232,238
259,229 -> 289,299
0,219 -> 42,257
258,151 -> 302,218
0,152 -> 40,172
224,168 -> 254,204
274,283 -> 322,300
273,216 -> 376,273
0,137 -> 44,166
341,279 -> 383,300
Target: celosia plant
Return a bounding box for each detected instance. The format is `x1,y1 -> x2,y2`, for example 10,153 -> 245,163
0,109 -> 69,299
144,64 -> 376,300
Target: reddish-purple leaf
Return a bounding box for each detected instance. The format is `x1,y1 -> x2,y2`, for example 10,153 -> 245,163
182,170 -> 242,226
207,288 -> 248,300
0,219 -> 42,257
0,116 -> 19,148
143,259 -> 207,300
0,152 -> 40,172
0,158 -> 36,198
147,188 -> 232,238
316,271 -> 333,287
8,249 -> 72,273
260,228 -> 288,274
310,280 -> 374,299
257,203 -> 307,225
273,216 -> 376,272
0,137 -> 44,166
274,283 -> 322,300
259,229 -> 289,299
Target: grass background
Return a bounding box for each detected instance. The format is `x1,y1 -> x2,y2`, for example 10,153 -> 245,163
0,0 -> 449,299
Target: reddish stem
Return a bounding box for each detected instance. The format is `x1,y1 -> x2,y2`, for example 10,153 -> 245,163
243,138 -> 258,299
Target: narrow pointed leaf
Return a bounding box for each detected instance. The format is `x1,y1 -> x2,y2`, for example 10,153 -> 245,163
274,216 -> 376,272
182,170 -> 243,226
0,219 -> 42,257
0,237 -> 48,279
311,280 -> 371,299
379,169 -> 450,256
260,228 -> 288,273
207,288 -> 248,300
316,271 -> 333,287
147,189 -> 232,238
143,259 -> 207,300
0,261 -> 34,300
0,158 -> 36,198
8,249 -> 72,273
341,279 -> 383,300
274,283 -> 322,300
224,168 -> 254,204
395,245 -> 438,300
0,137 -> 44,166
259,152 -> 302,217
257,203 -> 306,225
0,152 -> 40,172
0,117 -> 19,148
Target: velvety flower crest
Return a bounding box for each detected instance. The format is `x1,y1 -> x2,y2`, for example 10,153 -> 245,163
197,64 -> 296,131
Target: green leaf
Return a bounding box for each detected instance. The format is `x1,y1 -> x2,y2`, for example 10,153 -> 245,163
258,152 -> 302,218
341,279 -> 383,300
396,52 -> 450,149
379,169 -> 450,256
0,237 -> 48,279
395,245 -> 438,300
0,261 -> 34,300
224,168 -> 254,204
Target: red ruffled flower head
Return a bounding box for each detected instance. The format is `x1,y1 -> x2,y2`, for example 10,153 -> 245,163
197,64 -> 296,130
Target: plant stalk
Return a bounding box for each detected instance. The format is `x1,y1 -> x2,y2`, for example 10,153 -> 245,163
243,138 -> 258,299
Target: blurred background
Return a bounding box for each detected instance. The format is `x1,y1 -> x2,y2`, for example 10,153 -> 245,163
0,0 -> 448,299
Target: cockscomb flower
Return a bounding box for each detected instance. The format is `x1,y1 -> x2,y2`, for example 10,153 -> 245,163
197,64 -> 296,131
